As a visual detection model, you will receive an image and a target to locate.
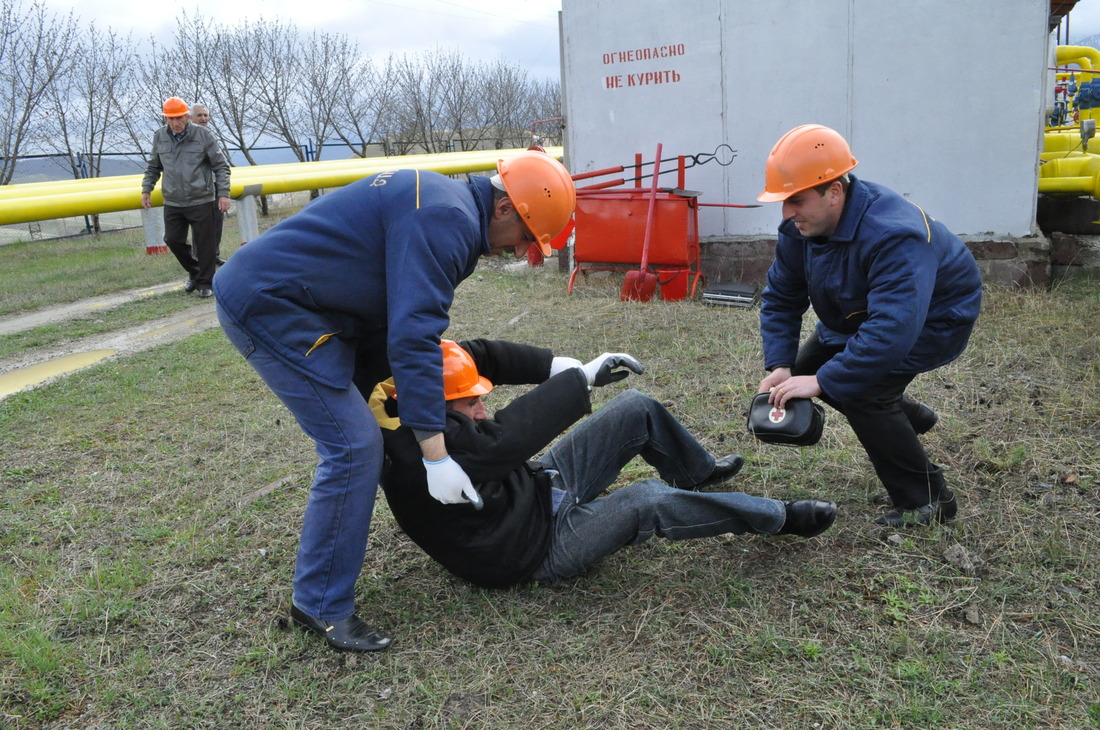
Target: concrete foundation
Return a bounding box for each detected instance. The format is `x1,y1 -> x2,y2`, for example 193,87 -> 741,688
700,233 -> 1097,291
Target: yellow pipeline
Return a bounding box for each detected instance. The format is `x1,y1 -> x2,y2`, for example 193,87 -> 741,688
1056,45 -> 1100,74
0,147 -> 562,225
1044,132 -> 1089,154
1039,46 -> 1100,197
0,148 -> 537,200
1038,153 -> 1100,197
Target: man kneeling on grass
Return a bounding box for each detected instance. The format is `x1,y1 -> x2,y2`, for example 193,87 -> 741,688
364,339 -> 837,589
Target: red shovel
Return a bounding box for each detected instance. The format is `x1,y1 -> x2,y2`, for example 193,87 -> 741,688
621,142 -> 662,301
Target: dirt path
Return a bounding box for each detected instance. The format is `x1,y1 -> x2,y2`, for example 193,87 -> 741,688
0,283 -> 219,400
0,281 -> 187,336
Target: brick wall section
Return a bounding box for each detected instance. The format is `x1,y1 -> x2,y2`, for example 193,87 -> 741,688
700,234 -> 1098,291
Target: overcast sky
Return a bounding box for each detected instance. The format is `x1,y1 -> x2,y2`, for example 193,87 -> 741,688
41,0 -> 564,79
1066,0 -> 1100,40
36,0 -> 1100,81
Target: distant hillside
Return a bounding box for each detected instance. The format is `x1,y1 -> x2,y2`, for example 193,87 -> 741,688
1067,33 -> 1100,48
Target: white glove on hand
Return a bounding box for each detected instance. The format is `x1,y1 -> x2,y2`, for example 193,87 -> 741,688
423,456 -> 483,509
581,353 -> 645,387
549,356 -> 583,377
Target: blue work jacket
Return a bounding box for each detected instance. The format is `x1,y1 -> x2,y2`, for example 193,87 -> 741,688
214,170 -> 494,433
759,176 -> 982,403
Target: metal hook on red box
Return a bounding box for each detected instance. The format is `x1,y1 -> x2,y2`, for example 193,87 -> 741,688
685,143 -> 737,169
572,143 -> 738,188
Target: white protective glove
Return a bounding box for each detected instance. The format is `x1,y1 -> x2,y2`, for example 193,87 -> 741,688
580,353 -> 645,387
422,456 -> 484,509
549,356 -> 583,378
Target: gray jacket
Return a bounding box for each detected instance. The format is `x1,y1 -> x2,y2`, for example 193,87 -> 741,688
141,123 -> 230,207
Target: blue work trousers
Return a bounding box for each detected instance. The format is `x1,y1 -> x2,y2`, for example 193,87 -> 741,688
531,390 -> 786,583
217,302 -> 381,622
794,332 -> 947,509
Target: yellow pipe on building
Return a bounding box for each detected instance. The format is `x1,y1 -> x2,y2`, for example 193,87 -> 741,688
1038,153 -> 1100,197
1056,45 -> 1100,73
0,147 -> 562,226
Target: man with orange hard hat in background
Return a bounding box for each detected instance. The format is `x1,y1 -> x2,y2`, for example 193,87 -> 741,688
755,124 -> 982,528
213,151 -> 575,653
141,97 -> 230,299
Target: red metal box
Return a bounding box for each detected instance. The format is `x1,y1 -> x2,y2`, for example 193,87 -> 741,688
573,190 -> 699,266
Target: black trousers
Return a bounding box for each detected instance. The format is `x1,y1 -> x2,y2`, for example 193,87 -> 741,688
212,202 -> 224,258
164,203 -> 217,287
794,332 -> 947,509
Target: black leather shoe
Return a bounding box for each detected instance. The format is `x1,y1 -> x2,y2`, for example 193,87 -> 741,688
184,280 -> 197,293
216,256 -> 226,266
779,499 -> 837,538
873,491 -> 957,527
909,403 -> 939,435
290,604 -> 392,653
198,288 -> 214,299
692,454 -> 745,489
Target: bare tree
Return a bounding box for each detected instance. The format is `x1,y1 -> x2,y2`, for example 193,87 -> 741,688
437,51 -> 479,152
390,50 -> 447,154
476,58 -> 534,150
528,76 -> 563,147
330,54 -> 392,158
297,30 -> 354,162
44,23 -> 138,231
128,35 -> 184,157
250,17 -> 307,162
0,0 -> 77,184
201,21 -> 271,168
166,9 -> 214,111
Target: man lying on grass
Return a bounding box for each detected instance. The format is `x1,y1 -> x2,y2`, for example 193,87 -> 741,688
363,339 -> 836,589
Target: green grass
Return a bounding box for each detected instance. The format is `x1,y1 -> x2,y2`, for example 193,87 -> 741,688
0,231 -> 187,316
0,246 -> 1098,728
0,203 -> 302,317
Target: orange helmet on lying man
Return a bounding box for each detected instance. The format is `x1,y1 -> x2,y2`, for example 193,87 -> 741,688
441,340 -> 493,401
492,150 -> 576,257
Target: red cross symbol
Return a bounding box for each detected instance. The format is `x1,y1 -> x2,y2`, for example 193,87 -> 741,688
769,407 -> 786,423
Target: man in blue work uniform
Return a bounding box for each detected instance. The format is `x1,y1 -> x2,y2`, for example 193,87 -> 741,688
755,124 -> 982,528
213,151 -> 575,652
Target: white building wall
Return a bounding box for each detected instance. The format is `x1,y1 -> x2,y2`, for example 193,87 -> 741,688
562,0 -> 1049,238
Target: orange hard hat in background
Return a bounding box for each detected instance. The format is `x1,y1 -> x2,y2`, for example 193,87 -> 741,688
757,124 -> 858,203
162,97 -> 190,118
441,340 -> 493,401
496,150 -> 576,257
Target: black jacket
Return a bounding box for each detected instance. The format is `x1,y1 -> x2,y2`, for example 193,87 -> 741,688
368,339 -> 591,588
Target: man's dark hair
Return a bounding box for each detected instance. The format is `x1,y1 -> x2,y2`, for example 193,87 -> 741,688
814,173 -> 850,197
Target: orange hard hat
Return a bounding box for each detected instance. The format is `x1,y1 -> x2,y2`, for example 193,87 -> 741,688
441,340 -> 493,401
757,124 -> 858,203
496,150 -> 576,257
162,97 -> 190,118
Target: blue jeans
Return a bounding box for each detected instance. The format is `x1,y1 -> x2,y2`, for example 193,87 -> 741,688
217,303 -> 381,621
530,390 -> 786,583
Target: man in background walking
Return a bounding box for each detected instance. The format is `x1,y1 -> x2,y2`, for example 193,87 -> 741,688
141,96 -> 230,298
190,103 -> 227,266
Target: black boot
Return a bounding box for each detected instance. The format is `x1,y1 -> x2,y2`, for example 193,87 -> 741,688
692,453 -> 744,490
779,499 -> 837,538
901,398 -> 938,435
290,604 -> 392,653
874,490 -> 957,527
